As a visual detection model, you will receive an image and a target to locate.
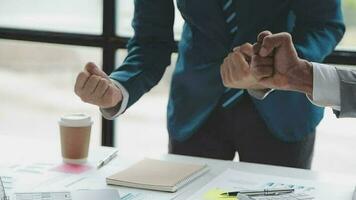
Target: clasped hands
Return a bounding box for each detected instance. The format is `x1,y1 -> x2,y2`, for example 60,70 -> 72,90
220,31 -> 313,96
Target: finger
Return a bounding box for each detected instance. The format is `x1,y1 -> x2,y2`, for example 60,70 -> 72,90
252,65 -> 274,80
224,54 -> 234,87
252,31 -> 272,55
74,71 -> 90,94
239,43 -> 254,57
257,30 -> 273,44
260,32 -> 293,57
82,75 -> 101,96
220,58 -> 229,86
85,62 -> 109,79
101,85 -> 117,107
231,50 -> 250,72
228,54 -> 238,84
93,78 -> 110,99
252,42 -> 261,55
252,55 -> 274,66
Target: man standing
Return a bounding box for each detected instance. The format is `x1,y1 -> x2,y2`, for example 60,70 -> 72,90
74,0 -> 345,169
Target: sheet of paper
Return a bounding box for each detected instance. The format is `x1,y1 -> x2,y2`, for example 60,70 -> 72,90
14,189 -> 119,200
51,164 -> 92,174
15,192 -> 72,200
13,163 -> 55,174
187,169 -> 324,200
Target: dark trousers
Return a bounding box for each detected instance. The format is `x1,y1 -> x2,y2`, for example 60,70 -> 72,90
169,94 -> 315,169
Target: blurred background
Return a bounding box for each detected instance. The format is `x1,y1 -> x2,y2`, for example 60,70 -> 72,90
0,0 -> 355,174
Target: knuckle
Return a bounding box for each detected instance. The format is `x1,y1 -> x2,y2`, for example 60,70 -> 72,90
74,88 -> 81,96
241,43 -> 250,49
79,71 -> 88,77
77,72 -> 84,79
90,75 -> 99,81
106,87 -> 114,96
80,95 -> 90,103
98,78 -> 107,87
104,79 -> 111,86
264,36 -> 272,44
109,98 -> 117,106
263,30 -> 272,35
222,78 -> 228,86
282,32 -> 292,41
85,62 -> 95,71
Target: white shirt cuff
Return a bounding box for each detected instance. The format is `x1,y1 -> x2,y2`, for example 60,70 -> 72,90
308,62 -> 340,111
247,89 -> 274,100
100,79 -> 129,119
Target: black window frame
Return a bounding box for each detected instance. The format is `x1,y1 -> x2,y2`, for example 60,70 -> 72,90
0,0 -> 355,147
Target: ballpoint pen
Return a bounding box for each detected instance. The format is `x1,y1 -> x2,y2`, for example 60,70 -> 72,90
352,186 -> 356,200
97,150 -> 118,169
221,188 -> 295,197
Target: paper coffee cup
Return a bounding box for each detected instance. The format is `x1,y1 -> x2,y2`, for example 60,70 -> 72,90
59,114 -> 93,165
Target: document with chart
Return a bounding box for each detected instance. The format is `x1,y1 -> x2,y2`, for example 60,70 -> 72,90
187,169 -> 349,200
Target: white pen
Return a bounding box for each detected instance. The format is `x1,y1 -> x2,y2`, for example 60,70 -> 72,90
97,150 -> 118,169
353,186 -> 356,200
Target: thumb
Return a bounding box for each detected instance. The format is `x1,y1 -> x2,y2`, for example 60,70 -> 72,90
254,30 -> 272,55
257,31 -> 272,44
85,62 -> 109,79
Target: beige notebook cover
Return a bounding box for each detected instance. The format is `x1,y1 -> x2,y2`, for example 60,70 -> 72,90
106,158 -> 209,192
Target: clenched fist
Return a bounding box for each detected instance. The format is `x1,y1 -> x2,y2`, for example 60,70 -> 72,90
220,43 -> 272,90
74,62 -> 123,109
251,31 -> 313,96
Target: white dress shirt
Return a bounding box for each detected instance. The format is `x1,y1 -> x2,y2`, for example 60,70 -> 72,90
310,62 -> 341,111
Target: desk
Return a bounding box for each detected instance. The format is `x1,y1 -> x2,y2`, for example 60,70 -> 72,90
0,135 -> 355,199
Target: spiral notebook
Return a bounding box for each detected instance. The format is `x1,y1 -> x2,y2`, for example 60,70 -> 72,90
106,158 -> 209,192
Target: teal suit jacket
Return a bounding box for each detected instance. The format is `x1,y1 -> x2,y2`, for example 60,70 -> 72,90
110,0 -> 345,142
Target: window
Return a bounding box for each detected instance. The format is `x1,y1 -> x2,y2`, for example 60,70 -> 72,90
338,0 -> 356,49
0,39 -> 102,146
115,50 -> 177,156
0,0 -> 118,147
117,0 -> 184,40
115,0 -> 183,156
0,0 -> 102,34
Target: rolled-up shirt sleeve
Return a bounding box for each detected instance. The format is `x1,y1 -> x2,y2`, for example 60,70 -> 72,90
308,62 -> 341,111
100,79 -> 129,120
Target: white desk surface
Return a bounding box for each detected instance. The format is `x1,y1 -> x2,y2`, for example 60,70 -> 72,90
0,135 -> 355,199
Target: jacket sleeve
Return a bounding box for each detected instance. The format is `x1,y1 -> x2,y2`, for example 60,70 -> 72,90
109,0 -> 175,109
291,0 -> 345,62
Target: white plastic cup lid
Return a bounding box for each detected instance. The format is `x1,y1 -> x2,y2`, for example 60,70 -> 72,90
58,113 -> 93,127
